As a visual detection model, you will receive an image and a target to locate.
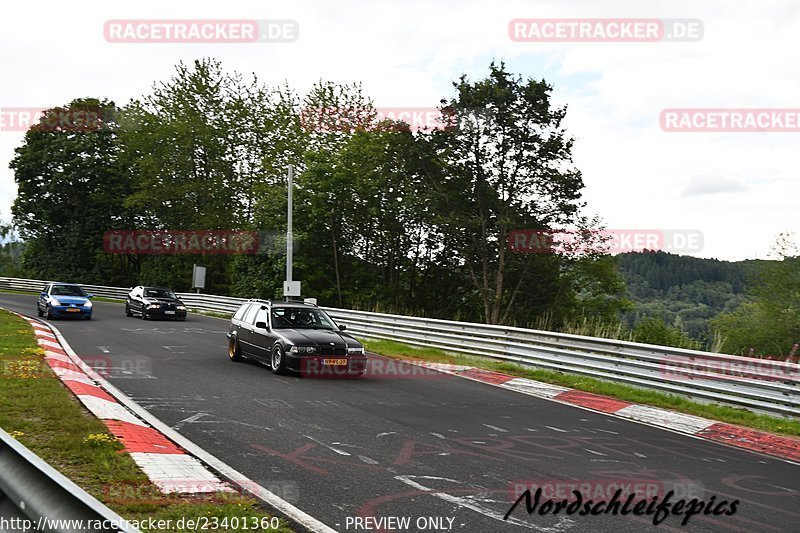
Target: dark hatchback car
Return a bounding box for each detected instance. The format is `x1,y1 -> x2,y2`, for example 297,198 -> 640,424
125,286 -> 187,320
226,299 -> 367,376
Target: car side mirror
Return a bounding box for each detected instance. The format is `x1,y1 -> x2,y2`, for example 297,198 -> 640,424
86,294 -> 94,299
338,324 -> 347,331
40,292 -> 47,297
255,321 -> 268,330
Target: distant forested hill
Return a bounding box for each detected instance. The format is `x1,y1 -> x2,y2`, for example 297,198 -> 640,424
617,251 -> 765,346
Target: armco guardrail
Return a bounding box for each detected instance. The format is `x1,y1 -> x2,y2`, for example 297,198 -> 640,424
0,276 -> 797,417
0,427 -> 138,532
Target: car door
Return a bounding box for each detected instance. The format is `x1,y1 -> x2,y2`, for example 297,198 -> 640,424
38,283 -> 51,311
126,287 -> 136,313
128,287 -> 141,314
249,306 -> 272,361
236,303 -> 260,357
133,287 -> 145,314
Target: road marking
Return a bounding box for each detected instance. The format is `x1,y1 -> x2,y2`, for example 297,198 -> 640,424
121,328 -> 169,335
162,345 -> 188,354
596,428 -> 619,435
98,346 -> 110,353
585,449 -> 607,456
545,426 -> 568,433
254,398 -> 293,408
483,424 -> 508,433
766,484 -> 797,493
305,400 -> 339,408
430,432 -> 446,440
376,432 -> 396,438
304,435 -> 350,456
174,412 -> 209,429
394,476 -> 571,531
358,455 -> 379,465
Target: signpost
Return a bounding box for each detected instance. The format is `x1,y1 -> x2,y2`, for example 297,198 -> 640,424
192,264 -> 206,294
284,164 -> 301,299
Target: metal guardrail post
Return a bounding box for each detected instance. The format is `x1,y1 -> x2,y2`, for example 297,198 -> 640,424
0,427 -> 139,532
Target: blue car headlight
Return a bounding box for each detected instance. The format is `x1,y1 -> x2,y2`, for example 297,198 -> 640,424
84,300 -> 92,308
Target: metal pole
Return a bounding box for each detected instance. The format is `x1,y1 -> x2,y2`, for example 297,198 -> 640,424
286,165 -> 294,300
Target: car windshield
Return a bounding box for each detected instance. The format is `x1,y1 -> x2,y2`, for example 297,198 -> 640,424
144,288 -> 176,299
270,307 -> 337,330
50,285 -> 86,297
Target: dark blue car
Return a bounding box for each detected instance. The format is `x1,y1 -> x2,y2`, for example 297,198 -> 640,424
37,282 -> 94,319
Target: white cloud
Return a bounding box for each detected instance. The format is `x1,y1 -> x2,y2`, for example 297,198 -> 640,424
682,175 -> 748,196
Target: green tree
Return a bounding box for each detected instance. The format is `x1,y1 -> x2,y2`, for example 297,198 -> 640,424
713,233 -> 800,355
10,98 -> 127,282
428,62 -> 590,324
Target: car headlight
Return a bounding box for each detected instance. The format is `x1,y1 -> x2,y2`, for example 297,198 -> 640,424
347,347 -> 364,354
49,297 -> 63,306
289,346 -> 316,354
176,305 -> 186,310
147,304 -> 161,309
84,300 -> 92,308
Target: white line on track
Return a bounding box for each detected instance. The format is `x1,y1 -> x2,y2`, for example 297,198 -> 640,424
394,476 -> 572,531
304,435 -> 351,456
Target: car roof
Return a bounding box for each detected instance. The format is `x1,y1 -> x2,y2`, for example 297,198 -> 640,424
50,282 -> 81,286
243,300 -> 316,308
142,286 -> 173,290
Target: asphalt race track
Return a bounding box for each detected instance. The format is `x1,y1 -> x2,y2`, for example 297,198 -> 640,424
2,293 -> 798,532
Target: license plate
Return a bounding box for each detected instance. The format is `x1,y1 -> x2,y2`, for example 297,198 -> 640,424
66,308 -> 80,313
164,311 -> 175,315
322,358 -> 348,366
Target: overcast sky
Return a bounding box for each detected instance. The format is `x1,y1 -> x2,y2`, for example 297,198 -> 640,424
1,0 -> 797,260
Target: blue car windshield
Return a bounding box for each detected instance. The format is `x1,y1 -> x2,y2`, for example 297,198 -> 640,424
51,285 -> 86,297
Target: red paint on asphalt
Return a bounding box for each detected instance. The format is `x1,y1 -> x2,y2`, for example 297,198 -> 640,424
697,423 -> 800,462
459,368 -> 515,385
555,389 -> 631,413
104,420 -> 184,454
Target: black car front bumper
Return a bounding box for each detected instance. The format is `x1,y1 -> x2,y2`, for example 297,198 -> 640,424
144,308 -> 187,320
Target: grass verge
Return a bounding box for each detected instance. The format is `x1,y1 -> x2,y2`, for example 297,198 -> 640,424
0,308 -> 294,532
189,309 -> 234,320
361,338 -> 800,438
